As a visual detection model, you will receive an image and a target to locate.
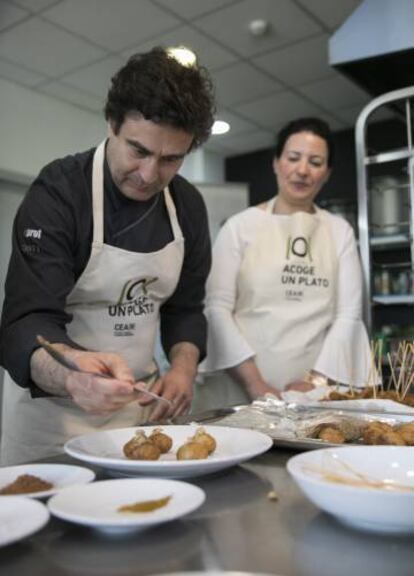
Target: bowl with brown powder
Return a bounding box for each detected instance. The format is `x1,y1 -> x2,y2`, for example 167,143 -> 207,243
0,464 -> 95,499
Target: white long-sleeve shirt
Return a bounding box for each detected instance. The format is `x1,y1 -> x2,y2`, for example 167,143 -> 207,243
202,203 -> 373,388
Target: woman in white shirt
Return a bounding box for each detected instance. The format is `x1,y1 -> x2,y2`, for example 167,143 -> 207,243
195,117 -> 372,410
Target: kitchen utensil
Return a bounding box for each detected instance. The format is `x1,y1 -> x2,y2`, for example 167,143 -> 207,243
172,406 -> 244,425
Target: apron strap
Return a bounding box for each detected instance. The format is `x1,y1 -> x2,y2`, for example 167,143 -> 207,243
164,186 -> 183,240
266,197 -> 276,214
92,140 -> 106,245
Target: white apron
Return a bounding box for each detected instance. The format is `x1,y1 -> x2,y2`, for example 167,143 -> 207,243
193,198 -> 337,411
1,140 -> 184,465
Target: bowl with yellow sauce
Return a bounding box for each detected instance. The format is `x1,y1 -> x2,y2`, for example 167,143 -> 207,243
287,446 -> 414,533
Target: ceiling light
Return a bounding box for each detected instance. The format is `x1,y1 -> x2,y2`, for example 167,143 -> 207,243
167,46 -> 197,67
212,120 -> 230,135
248,19 -> 270,36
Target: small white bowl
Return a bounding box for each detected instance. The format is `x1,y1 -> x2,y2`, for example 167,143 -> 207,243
287,446 -> 414,533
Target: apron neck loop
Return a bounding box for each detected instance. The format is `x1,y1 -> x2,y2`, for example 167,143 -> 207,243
92,140 -> 107,245
266,196 -> 277,214
163,186 -> 182,240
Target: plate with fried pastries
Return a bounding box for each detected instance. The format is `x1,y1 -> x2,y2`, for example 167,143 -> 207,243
64,425 -> 272,478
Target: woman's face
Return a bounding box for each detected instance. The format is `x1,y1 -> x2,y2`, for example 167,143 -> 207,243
273,131 -> 330,209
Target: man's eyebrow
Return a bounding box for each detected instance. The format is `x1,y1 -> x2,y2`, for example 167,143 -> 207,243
126,139 -> 151,154
126,138 -> 187,160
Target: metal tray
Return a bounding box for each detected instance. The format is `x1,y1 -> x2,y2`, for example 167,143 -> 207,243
185,403 -> 414,451
269,436 -> 349,451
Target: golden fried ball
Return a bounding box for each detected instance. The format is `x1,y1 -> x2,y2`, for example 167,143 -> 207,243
124,441 -> 161,460
123,430 -> 161,460
176,441 -> 209,460
191,427 -> 217,454
317,425 -> 346,444
362,422 -> 405,445
396,423 -> 414,445
123,430 -> 147,457
149,428 -> 173,453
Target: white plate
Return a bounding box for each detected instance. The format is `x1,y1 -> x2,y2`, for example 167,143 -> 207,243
47,477 -> 205,532
64,425 -> 272,478
0,496 -> 49,547
0,464 -> 95,499
288,446 -> 414,533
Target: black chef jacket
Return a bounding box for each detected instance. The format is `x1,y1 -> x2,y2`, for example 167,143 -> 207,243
0,146 -> 211,396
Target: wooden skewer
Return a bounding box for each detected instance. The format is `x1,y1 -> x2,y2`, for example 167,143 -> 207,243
366,339 -> 375,391
396,343 -> 408,400
401,345 -> 414,400
387,352 -> 399,393
372,342 -> 377,399
378,338 -> 384,393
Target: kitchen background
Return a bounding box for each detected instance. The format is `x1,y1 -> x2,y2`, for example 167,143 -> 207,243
0,0 -> 413,403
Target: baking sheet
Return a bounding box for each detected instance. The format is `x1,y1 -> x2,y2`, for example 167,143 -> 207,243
269,436 -> 341,450
189,396 -> 414,451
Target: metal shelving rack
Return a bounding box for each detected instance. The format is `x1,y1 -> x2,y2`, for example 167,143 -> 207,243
355,86 -> 414,333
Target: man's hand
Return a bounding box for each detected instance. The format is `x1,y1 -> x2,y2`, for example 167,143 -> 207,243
136,367 -> 193,422
31,346 -> 137,414
136,341 -> 199,421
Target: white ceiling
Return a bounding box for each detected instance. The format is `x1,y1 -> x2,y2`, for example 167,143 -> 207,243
0,0 -> 384,157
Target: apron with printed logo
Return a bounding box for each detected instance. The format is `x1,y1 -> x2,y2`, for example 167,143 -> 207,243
1,140 -> 184,465
193,197 -> 337,411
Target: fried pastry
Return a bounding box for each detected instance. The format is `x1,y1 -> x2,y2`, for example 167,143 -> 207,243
190,427 -> 217,454
149,428 -> 173,453
362,422 -> 406,445
123,430 -> 161,460
176,441 -> 209,460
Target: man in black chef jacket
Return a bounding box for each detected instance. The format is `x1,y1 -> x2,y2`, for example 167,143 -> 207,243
0,47 -> 215,465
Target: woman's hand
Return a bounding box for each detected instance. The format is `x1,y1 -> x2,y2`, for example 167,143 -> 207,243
283,379 -> 315,393
247,380 -> 281,400
227,359 -> 280,400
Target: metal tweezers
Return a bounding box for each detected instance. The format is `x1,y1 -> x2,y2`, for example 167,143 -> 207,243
36,335 -> 172,407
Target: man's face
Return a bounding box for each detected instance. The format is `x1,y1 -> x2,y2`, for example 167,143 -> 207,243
106,114 -> 194,201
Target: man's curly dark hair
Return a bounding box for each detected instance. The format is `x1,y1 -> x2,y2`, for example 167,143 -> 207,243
104,47 -> 216,151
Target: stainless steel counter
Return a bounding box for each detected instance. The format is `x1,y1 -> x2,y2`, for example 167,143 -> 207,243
1,448 -> 414,576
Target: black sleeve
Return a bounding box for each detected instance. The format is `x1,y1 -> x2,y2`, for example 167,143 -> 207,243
0,160 -> 92,393
160,177 -> 212,362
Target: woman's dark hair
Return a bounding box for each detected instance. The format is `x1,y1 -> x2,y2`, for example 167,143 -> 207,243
274,117 -> 334,167
104,47 -> 216,151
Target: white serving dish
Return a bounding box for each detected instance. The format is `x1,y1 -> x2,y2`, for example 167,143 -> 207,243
287,446 -> 414,533
64,425 -> 272,478
0,497 -> 49,547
